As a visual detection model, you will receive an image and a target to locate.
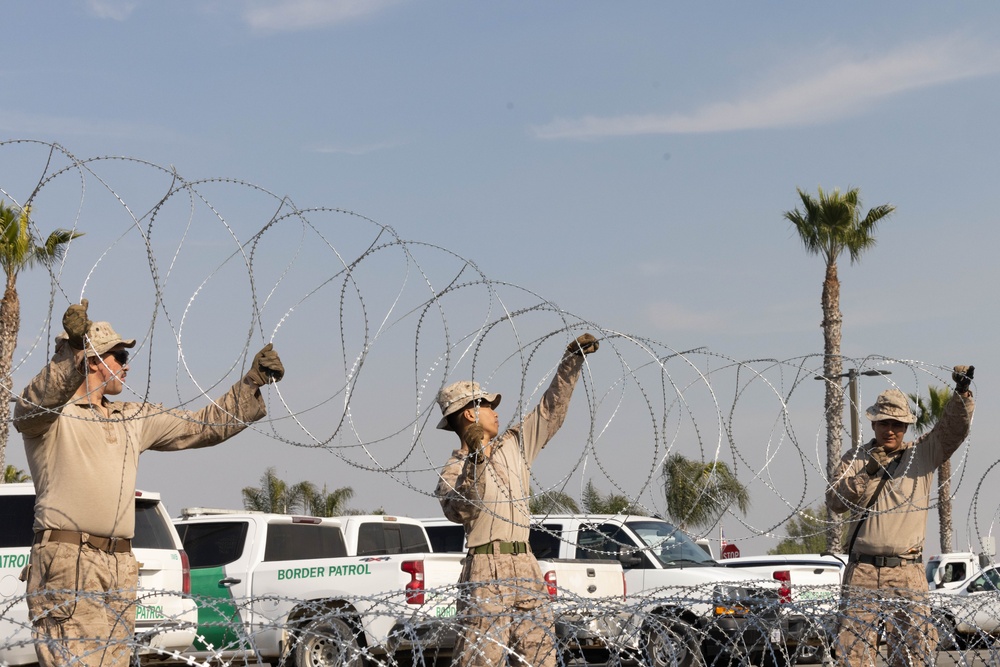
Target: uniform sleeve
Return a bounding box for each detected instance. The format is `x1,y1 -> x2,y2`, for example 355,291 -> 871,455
13,345 -> 86,438
517,352 -> 586,463
141,377 -> 267,451
826,444 -> 879,514
436,450 -> 488,525
919,391 -> 975,468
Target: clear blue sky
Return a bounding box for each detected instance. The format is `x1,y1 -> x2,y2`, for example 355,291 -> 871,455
3,1 -> 999,556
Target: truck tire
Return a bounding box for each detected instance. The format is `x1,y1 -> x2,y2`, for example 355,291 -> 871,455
932,612 -> 965,651
294,617 -> 365,667
642,618 -> 705,667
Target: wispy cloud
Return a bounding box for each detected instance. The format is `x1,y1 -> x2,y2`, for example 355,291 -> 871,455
0,109 -> 179,142
307,140 -> 401,156
86,0 -> 137,21
645,302 -> 730,333
645,300 -> 816,336
533,34 -> 1000,139
242,0 -> 400,33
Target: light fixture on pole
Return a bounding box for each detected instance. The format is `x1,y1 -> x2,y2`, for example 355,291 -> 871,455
814,369 -> 892,447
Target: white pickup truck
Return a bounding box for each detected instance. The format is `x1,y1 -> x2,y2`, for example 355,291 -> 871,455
719,553 -> 846,664
420,516 -> 627,663
466,514 -> 784,667
173,510 -> 464,667
0,484 -> 198,666
930,561 -> 1000,650
926,549 -> 996,590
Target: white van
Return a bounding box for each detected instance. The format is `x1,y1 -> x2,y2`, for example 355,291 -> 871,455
0,483 -> 198,665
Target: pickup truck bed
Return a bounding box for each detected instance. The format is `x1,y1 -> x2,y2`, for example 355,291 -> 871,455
720,553 -> 845,663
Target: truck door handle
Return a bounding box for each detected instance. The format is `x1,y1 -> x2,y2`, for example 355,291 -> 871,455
587,568 -> 596,577
219,577 -> 242,588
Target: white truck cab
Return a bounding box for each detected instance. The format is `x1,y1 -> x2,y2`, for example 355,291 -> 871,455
0,484 -> 197,666
927,539 -> 996,590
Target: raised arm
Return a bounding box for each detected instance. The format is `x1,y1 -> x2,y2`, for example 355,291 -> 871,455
518,333 -> 599,460
142,344 -> 284,451
13,301 -> 92,438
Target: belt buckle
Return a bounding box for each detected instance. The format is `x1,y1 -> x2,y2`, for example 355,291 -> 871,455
873,556 -> 887,568
108,537 -> 119,553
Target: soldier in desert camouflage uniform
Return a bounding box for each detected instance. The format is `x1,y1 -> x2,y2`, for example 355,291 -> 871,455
435,333 -> 599,667
827,366 -> 975,667
15,300 -> 284,667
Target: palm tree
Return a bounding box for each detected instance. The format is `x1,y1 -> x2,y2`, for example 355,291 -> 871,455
529,487 -> 580,514
3,464 -> 30,483
306,484 -> 356,517
662,452 -> 750,532
0,201 -> 82,478
242,467 -> 310,514
581,480 -> 636,515
910,385 -> 954,552
783,186 -> 895,551
243,469 -> 356,516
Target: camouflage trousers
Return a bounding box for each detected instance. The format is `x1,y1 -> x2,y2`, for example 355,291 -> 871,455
26,540 -> 139,667
452,550 -> 559,667
836,561 -> 937,667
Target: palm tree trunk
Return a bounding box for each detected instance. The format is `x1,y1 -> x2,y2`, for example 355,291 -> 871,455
938,460 -> 953,552
0,279 -> 20,481
822,262 -> 845,552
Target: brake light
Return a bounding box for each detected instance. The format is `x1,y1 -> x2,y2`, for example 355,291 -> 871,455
544,570 -> 557,599
402,560 -> 425,604
291,516 -> 322,524
773,569 -> 791,603
180,550 -> 191,595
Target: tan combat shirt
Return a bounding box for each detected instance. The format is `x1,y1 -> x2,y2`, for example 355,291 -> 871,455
436,354 -> 585,548
14,344 -> 267,539
827,391 -> 974,557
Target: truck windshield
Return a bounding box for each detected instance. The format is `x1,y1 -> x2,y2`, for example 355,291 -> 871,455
626,520 -> 717,567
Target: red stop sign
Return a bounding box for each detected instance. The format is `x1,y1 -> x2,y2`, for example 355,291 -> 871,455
721,543 -> 740,559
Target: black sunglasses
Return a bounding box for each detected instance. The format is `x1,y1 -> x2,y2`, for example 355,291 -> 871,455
108,350 -> 129,366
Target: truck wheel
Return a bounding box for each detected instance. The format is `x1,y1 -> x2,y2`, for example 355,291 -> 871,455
643,619 -> 705,667
294,617 -> 365,667
932,612 -> 965,652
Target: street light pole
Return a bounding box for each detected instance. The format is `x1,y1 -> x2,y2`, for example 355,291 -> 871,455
816,368 -> 893,448
847,369 -> 860,448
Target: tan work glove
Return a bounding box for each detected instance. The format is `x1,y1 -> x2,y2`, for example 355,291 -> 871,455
566,333 -> 599,357
62,299 -> 91,350
463,422 -> 486,457
245,343 -> 284,386
864,445 -> 891,476
952,365 -> 975,393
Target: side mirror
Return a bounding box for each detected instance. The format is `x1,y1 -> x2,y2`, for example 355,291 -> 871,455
933,568 -> 944,586
618,552 -> 644,569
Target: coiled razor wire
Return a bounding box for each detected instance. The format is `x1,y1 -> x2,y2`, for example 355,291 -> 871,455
0,141 -> 995,666
2,583 -> 998,666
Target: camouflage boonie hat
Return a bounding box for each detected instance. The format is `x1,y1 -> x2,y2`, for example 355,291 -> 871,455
436,380 -> 501,431
865,388 -> 916,424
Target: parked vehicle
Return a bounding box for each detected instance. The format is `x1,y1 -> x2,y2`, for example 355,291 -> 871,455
930,561 -> 1000,650
173,509 -> 464,667
477,514 -> 785,667
720,553 -> 845,663
0,483 -> 197,666
420,516 -> 627,663
927,550 -> 994,590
